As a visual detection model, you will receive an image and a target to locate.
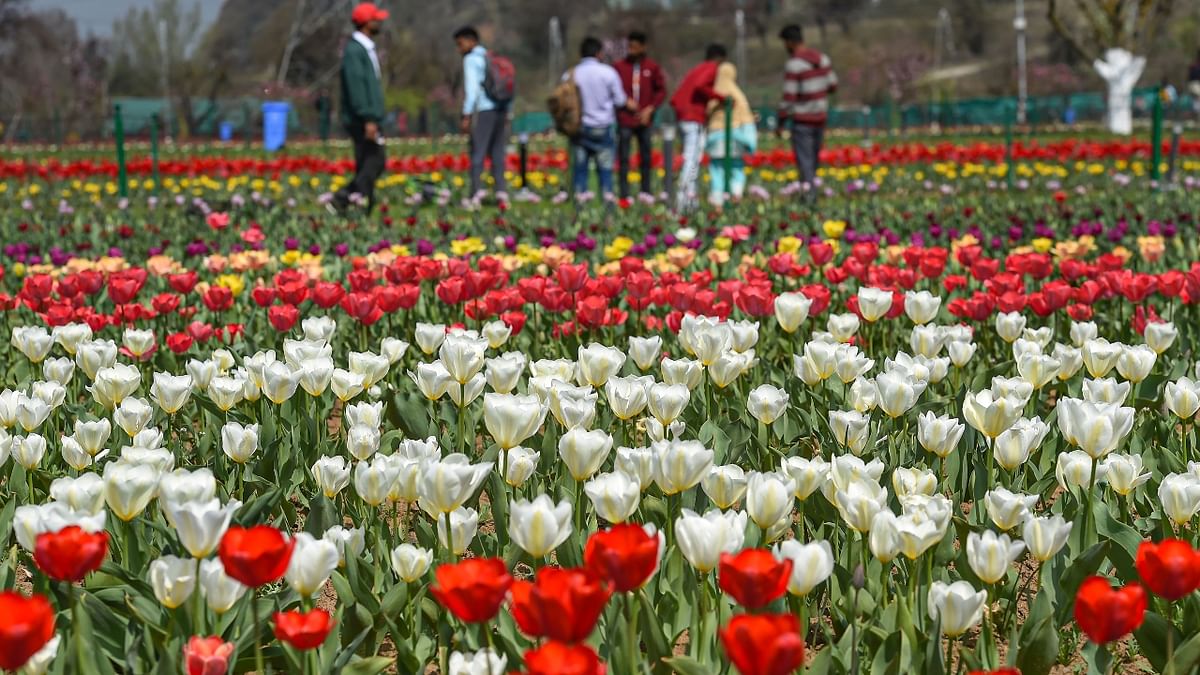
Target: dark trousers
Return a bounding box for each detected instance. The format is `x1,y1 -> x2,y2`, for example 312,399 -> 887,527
617,125 -> 654,198
335,125 -> 386,212
790,123 -> 824,189
469,109 -> 509,196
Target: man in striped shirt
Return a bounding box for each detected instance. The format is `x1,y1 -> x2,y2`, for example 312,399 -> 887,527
776,24 -> 837,197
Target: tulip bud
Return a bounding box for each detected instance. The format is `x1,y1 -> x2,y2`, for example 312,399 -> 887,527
482,320 -> 512,349
500,446 -> 539,487
414,322 -> 447,355
774,292 -> 812,333
221,422 -> 260,464
1144,321 -> 1177,354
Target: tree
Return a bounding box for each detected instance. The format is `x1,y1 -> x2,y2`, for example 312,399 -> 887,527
1048,0 -> 1174,133
108,0 -> 228,137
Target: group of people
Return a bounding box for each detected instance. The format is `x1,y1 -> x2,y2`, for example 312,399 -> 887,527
334,2 -> 838,214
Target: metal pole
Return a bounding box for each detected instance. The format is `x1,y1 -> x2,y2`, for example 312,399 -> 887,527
1167,122 -> 1182,184
723,99 -> 733,201
150,114 -> 161,193
158,19 -> 172,139
114,104 -> 128,199
1004,103 -> 1014,190
1015,0 -> 1028,124
1150,93 -> 1164,182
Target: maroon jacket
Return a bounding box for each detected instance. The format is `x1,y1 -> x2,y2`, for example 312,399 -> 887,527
614,56 -> 667,128
670,60 -> 722,124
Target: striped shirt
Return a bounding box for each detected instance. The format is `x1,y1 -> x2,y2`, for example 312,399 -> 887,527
779,47 -> 837,126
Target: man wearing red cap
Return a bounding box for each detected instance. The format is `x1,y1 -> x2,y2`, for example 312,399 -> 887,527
332,2 -> 389,214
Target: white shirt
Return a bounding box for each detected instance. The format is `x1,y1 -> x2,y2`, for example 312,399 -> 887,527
352,30 -> 381,79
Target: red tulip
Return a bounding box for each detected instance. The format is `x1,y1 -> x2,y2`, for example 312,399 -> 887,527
273,609 -> 333,650
206,212 -> 231,230
107,269 -> 146,304
429,558 -> 514,624
185,635 -> 234,675
584,524 -> 661,593
1074,576 -> 1147,644
522,641 -> 606,675
1136,539 -> 1200,601
34,525 -> 108,582
720,613 -> 805,675
719,549 -> 792,609
268,304 -> 300,332
556,263 -> 590,293
202,287 -> 234,312
310,282 -> 345,309
508,567 -> 611,643
152,293 -> 182,315
340,291 -> 383,326
166,332 -> 194,354
168,271 -> 200,295
250,286 -> 277,308
0,591 -> 56,671
217,526 -> 294,587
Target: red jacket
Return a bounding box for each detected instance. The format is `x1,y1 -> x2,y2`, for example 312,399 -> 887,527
614,56 -> 667,128
670,60 -> 722,124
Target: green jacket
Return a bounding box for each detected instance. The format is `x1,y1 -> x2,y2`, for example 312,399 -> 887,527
340,38 -> 385,130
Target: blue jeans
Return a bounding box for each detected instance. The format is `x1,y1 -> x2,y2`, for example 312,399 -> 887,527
572,126 -> 615,196
674,121 -> 706,212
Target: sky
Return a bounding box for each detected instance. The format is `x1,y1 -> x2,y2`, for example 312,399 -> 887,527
28,0 -> 224,36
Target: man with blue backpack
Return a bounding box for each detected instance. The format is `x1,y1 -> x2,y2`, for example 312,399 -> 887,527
455,26 -> 515,204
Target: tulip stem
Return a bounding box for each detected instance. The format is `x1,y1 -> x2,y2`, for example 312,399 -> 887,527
70,582 -> 87,674
1083,456 -> 1098,546
192,558 -> 205,634
625,592 -> 640,675
1167,602 -> 1177,675
444,511 -> 456,561
252,592 -> 265,675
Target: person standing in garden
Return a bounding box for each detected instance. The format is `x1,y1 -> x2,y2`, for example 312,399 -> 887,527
614,31 -> 667,200
455,26 -> 511,205
1188,50 -> 1200,116
331,2 -> 388,215
671,44 -> 726,212
776,24 -> 837,200
566,37 -> 633,199
705,62 -> 757,209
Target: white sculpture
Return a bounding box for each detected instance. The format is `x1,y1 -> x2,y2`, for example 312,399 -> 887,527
1093,48 -> 1146,136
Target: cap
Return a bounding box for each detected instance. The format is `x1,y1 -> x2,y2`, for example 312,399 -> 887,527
351,2 -> 389,26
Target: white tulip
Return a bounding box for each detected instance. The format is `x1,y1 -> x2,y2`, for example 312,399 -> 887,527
647,382 -> 690,425
484,352 -> 525,394
1167,378 -> 1200,420
285,532 -> 340,598
437,506 -> 480,556
874,371 -> 920,419
199,557 -> 247,614
833,345 -> 874,384
616,446 -> 655,490
221,422 -> 259,464
11,434 -> 47,469
1145,321 -> 1177,354
354,456 -> 400,506
652,439 -> 714,495
261,362 -> 301,405
1101,453 -> 1151,496
833,478 -> 888,533
410,362 -> 453,401
149,555 -> 196,609
928,581 -> 986,636
962,390 -> 1022,439
345,424 -> 381,461
1056,449 -> 1105,490
1022,514 -> 1073,561
559,428 -> 613,481
548,382 -> 598,429
311,455 -> 352,498
586,471 -> 642,523
857,287 -> 893,322
702,465 -> 747,509
892,467 -> 937,498
168,498 -> 240,559
1116,345 -> 1156,383
984,488 -> 1038,531
1053,343 -> 1084,380
185,359 -> 218,392
848,377 -> 878,413
509,495 -> 572,557
774,292 -> 813,333
947,340 -> 978,368
1081,338 -> 1123,378
828,410 -> 870,454
605,375 -> 652,421
747,384 -> 789,425
1159,473 -> 1200,526
780,456 -> 829,500
1056,397 -> 1134,458
967,530 -> 1025,584
13,502 -> 105,551
49,473 -> 106,514
483,393 -> 546,450
417,454 -> 492,515
348,351 -> 390,389
746,471 -> 795,533
323,526 -> 366,565
331,368 -> 367,402
501,446 -> 540,487
53,323 -> 92,356
1070,321 -> 1098,347
674,508 -> 747,573
577,343 -> 626,387
660,357 -> 704,390
869,511 -> 901,563
482,320 -> 512,349
992,417 -> 1049,471
439,334 -> 488,385
391,544 -> 433,583
827,313 -> 860,342
448,649 -> 507,675
414,322 -> 447,355
1081,377 -> 1130,405
918,412 -> 965,458
628,336 -> 663,371
12,326 -> 53,363
774,539 -> 834,595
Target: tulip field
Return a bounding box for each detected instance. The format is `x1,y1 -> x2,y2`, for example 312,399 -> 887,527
3,134 -> 1200,675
